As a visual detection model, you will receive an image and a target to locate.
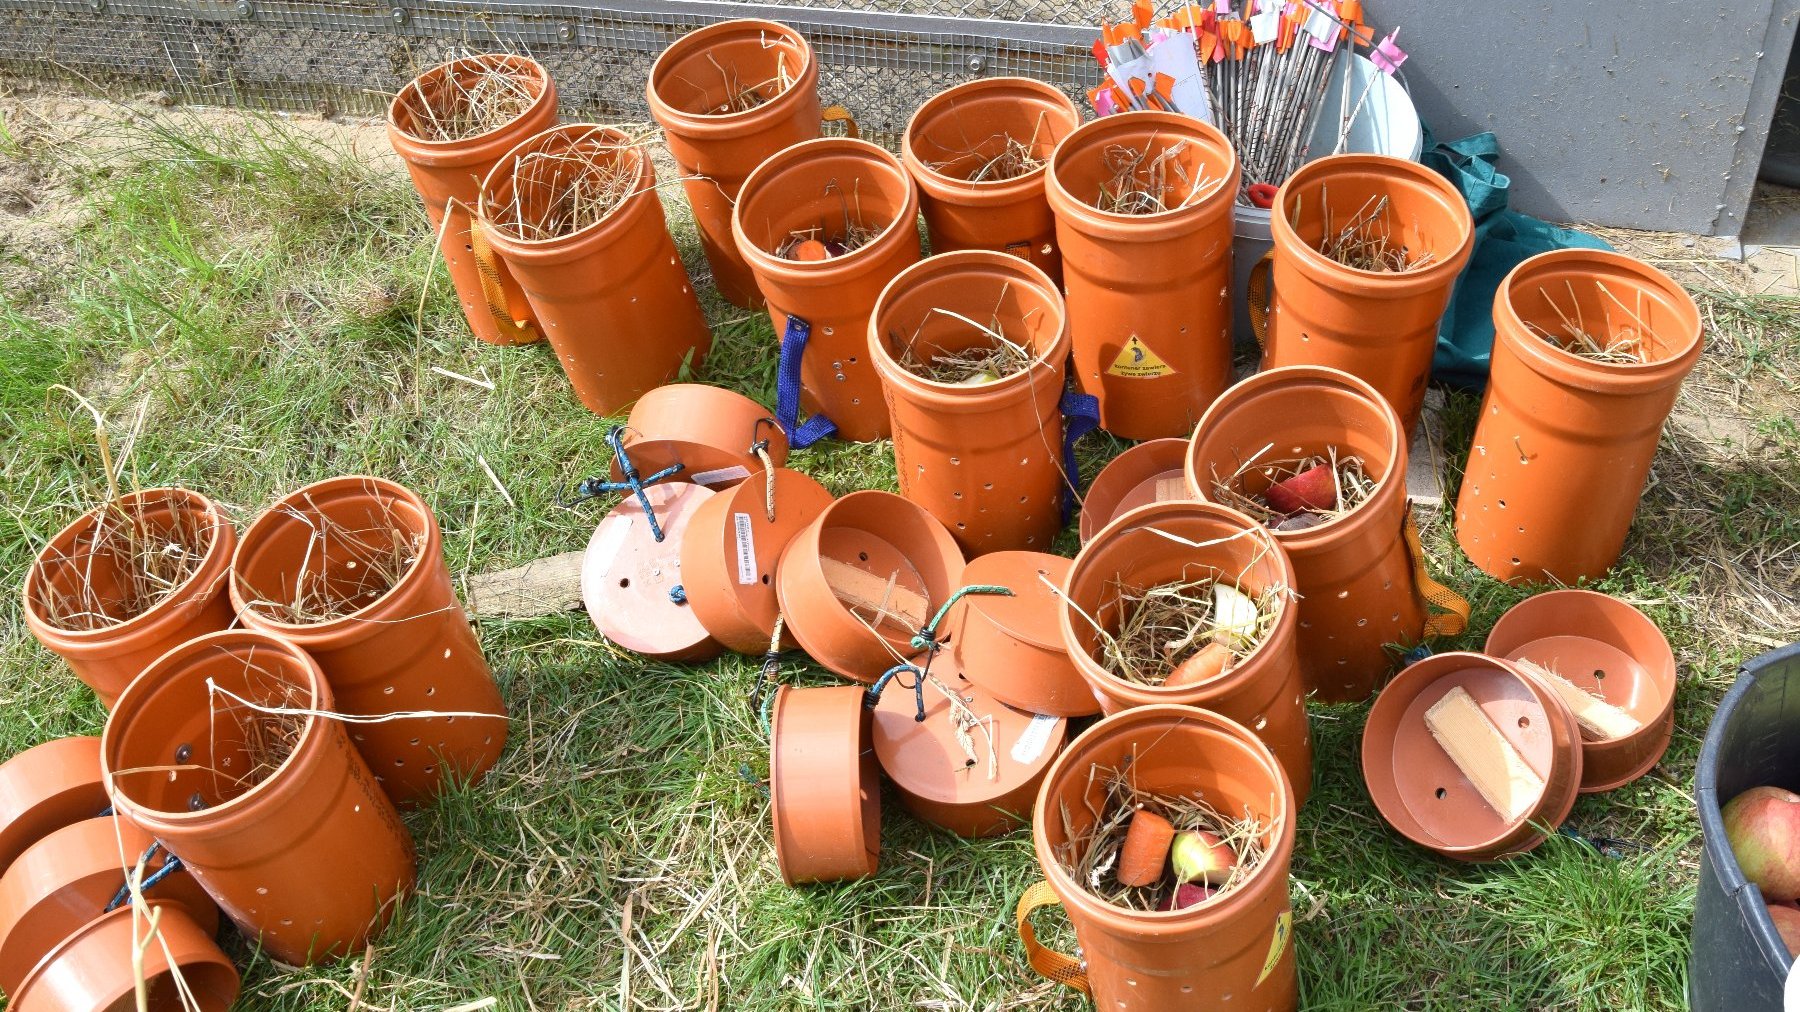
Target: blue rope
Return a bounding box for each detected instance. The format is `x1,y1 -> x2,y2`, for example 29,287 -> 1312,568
668,585 -> 687,605
910,584 -> 1015,653
564,426 -> 685,542
864,662 -> 929,722
103,843 -> 184,913
1059,389 -> 1101,524
775,316 -> 838,449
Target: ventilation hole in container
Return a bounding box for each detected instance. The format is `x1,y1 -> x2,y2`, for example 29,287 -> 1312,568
1181,986 -> 1194,994
1337,590 -> 1349,599
1391,613 -> 1401,622
1020,456 -> 1029,465
1383,580 -> 1392,591
394,758 -> 405,767
484,735 -> 493,745
983,482 -> 993,491
955,522 -> 967,530
280,918 -> 293,927
1435,787 -> 1447,799
409,737 -> 420,746
174,744 -> 192,764
443,648 -> 452,660
858,551 -> 869,562
464,244 -> 472,252
256,886 -> 269,896
355,733 -> 366,742
1497,499 -> 1507,509
1593,668 -> 1606,680
848,356 -> 857,364
953,491 -> 963,500
1299,620 -> 1312,630
426,687 -> 436,697
619,577 -> 631,588
950,457 -> 961,465
423,765 -> 437,775
761,574 -> 771,585
1510,557 -> 1521,566
1253,715 -> 1267,731
1127,979 -> 1138,987
1337,658 -> 1349,666
1517,716 -> 1530,729
383,685 -> 395,695
823,327 -> 834,336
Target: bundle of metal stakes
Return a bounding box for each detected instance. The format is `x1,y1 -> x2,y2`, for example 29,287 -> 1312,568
1090,0 -> 1409,204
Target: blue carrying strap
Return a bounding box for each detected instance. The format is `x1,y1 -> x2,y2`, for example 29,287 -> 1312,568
775,316 -> 838,449
1058,390 -> 1101,523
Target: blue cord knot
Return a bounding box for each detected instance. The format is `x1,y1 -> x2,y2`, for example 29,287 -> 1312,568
668,584 -> 687,605
909,584 -> 1015,653
561,426 -> 685,542
865,662 -> 930,722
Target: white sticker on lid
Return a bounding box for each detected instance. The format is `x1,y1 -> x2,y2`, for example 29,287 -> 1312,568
732,512 -> 758,585
1011,713 -> 1060,765
691,464 -> 752,487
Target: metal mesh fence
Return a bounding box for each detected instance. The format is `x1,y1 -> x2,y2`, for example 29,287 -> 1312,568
0,0 -> 1104,144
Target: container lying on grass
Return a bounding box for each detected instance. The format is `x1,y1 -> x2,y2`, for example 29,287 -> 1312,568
1020,705 -> 1297,1009
0,736 -> 108,878
949,550 -> 1098,718
12,899 -> 239,1012
1077,437 -> 1192,544
768,684 -> 880,884
681,466 -> 834,655
387,53 -> 558,347
647,19 -> 824,308
1485,589 -> 1677,793
1361,651 -> 1584,862
479,124 -> 712,416
102,631 -> 417,965
776,490 -> 964,682
582,481 -> 723,662
24,488 -> 238,708
231,476 -> 508,806
608,384 -> 789,490
0,816 -> 218,998
870,250 -> 1071,555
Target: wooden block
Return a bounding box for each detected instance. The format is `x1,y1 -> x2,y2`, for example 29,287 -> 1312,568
1423,686 -> 1544,821
1154,476 -> 1189,502
820,557 -> 928,630
1517,660 -> 1642,742
464,551 -> 586,619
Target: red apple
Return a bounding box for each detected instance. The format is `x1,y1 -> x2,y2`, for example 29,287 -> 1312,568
1766,901 -> 1800,958
1265,464 -> 1337,514
1156,881 -> 1217,911
1722,785 -> 1800,902
1171,830 -> 1237,887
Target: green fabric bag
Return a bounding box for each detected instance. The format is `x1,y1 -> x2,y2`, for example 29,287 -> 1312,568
1422,131 -> 1613,390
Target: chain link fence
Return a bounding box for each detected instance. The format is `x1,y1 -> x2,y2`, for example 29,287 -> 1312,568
0,0 -> 1106,144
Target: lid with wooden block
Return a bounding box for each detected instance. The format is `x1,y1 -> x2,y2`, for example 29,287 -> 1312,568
775,490 -> 965,683
581,482 -> 723,662
869,652 -> 1067,837
1077,438 -> 1194,544
1484,589 -> 1677,793
1361,651 -> 1584,862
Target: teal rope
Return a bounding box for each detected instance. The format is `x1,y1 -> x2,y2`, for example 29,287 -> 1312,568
910,584 -> 1014,653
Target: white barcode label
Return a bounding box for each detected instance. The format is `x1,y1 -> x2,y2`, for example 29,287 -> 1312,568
692,464 -> 752,487
733,512 -> 758,585
1011,713 -> 1060,765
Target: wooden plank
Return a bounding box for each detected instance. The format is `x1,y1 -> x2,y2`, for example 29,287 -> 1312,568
819,557 -> 928,631
1516,659 -> 1642,742
464,551 -> 586,619
1424,686 -> 1544,821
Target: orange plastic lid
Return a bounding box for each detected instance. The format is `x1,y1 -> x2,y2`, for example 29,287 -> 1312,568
581,482 -> 720,660
956,551 -> 1071,652
870,655 -> 1067,808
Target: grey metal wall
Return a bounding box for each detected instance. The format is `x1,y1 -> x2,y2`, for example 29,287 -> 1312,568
2,0 -> 1794,234
1380,0 -> 1800,235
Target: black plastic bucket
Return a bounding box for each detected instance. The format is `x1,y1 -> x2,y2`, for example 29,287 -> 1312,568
1691,640 -> 1799,1011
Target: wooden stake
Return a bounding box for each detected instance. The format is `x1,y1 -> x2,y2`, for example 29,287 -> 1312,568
1424,686 -> 1544,821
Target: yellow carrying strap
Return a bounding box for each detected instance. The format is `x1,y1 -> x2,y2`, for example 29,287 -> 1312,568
1405,506 -> 1471,638
1016,880 -> 1091,997
821,104 -> 861,139
1246,249 -> 1274,349
467,215 -> 542,345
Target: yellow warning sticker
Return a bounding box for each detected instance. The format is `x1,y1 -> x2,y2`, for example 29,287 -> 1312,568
1104,335 -> 1176,378
1255,910 -> 1292,987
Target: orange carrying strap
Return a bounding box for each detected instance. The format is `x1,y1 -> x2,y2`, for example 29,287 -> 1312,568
467,215 -> 542,345
1016,880 -> 1091,996
821,105 -> 861,139
1404,505 -> 1471,638
1246,249 -> 1274,348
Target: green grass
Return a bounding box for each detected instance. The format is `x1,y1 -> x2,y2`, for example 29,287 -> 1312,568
0,94 -> 1796,1010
